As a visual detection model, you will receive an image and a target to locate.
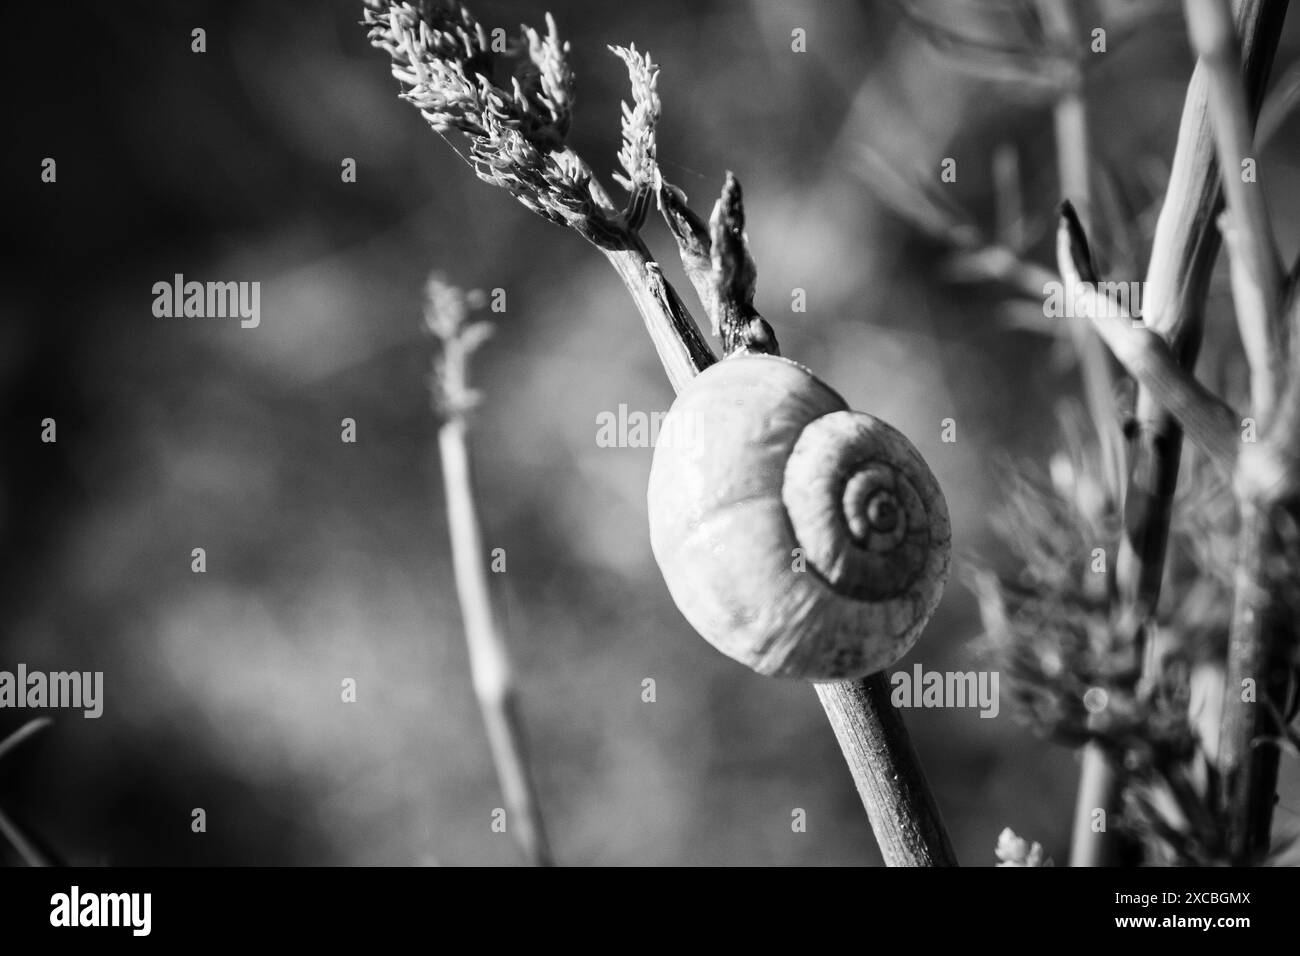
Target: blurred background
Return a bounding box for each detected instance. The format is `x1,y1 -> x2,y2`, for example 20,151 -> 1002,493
3,0 -> 1300,865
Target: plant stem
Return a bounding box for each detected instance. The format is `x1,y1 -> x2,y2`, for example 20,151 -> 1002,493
427,281 -> 554,867
1188,0 -> 1285,417
1187,0 -> 1294,864
0,718 -> 55,866
1115,0 -> 1283,701
1219,493 -> 1296,861
1037,0 -> 1126,502
1056,204 -> 1242,469
1121,0 -> 1284,651
814,676 -> 958,866
600,243 -> 717,392
1141,0 -> 1284,348
0,717 -> 52,763
1034,0 -> 1133,865
1070,745 -> 1120,865
439,416 -> 554,866
1221,214 -> 1283,415
1055,2 -> 1283,862
0,805 -> 48,867
563,149 -> 718,393
1118,0 -> 1285,864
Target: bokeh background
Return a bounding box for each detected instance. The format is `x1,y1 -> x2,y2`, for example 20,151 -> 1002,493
4,0 -> 1300,865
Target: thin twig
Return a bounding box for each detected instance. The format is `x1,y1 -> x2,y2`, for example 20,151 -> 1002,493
427,277 -> 553,866
0,805 -> 48,867
600,241 -> 719,393
1187,0 -> 1285,418
1037,0 -> 1127,521
1070,746 -> 1122,865
548,149 -> 720,392
1056,203 -> 1241,469
0,718 -> 55,866
1033,0 -> 1130,867
1218,495 -> 1297,862
1121,0 -> 1287,737
1255,61 -> 1300,148
1120,0 -> 1287,687
1141,0 -> 1284,346
1220,213 -> 1284,416
1186,0 -> 1295,864
815,677 -> 958,866
0,717 -> 52,764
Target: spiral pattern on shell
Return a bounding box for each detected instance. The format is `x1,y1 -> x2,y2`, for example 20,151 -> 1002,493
647,354 -> 951,681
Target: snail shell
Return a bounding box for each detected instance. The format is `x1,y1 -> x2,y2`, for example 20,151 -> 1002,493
647,354 -> 950,681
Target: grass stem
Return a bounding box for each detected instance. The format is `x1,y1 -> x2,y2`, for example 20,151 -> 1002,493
429,278 -> 554,866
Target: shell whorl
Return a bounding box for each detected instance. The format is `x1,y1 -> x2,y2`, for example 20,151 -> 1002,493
647,354 -> 951,681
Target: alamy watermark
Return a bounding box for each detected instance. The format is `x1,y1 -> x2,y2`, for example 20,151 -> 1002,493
891,664 -> 999,718
50,886 -> 151,936
595,404 -> 703,449
1043,280 -> 1146,321
152,273 -> 260,328
0,664 -> 103,718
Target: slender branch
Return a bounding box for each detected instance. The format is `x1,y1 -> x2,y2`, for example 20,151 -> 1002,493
1056,204 -> 1242,470
1034,0 -> 1131,868
815,677 -> 958,866
1187,0 -> 1285,418
1255,62 -> 1300,148
1141,0 -> 1284,347
601,241 -> 718,393
1070,747 -> 1121,866
0,718 -> 55,867
1041,2 -> 1127,513
427,278 -> 554,866
1118,0 -> 1287,684
1220,213 -> 1283,416
1187,0 -> 1295,865
1218,493 -> 1298,862
0,717 -> 52,764
543,149 -> 721,392
1279,280 -> 1300,453
0,805 -> 48,867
